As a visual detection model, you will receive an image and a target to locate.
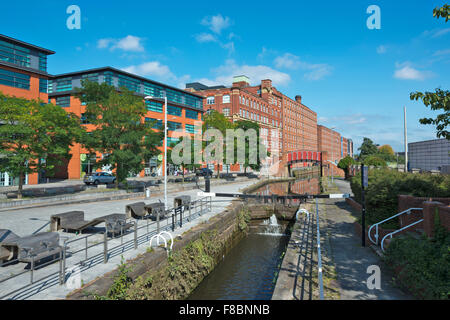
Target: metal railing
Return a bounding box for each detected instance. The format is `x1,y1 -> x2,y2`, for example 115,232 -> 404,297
368,208 -> 423,246
315,198 -> 324,300
0,196 -> 212,300
380,218 -> 424,252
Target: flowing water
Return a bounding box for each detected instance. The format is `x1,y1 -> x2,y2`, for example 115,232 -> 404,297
188,176 -> 320,300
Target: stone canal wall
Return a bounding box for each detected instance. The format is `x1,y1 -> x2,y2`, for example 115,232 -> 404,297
67,200 -> 291,300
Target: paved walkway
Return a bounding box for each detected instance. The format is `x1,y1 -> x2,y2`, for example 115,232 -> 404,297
321,179 -> 411,300
0,179 -> 255,300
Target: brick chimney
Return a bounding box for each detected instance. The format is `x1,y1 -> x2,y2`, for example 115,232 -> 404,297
295,95 -> 302,103
232,75 -> 250,88
261,79 -> 272,89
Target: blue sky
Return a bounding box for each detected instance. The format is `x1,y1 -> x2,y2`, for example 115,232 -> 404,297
1,0 -> 449,152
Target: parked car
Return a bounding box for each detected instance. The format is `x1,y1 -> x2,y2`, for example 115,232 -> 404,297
196,168 -> 213,177
84,172 -> 116,185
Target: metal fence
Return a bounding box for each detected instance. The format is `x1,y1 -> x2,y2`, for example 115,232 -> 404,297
0,196 -> 212,300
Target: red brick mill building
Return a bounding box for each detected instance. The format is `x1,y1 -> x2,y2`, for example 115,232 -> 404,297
186,76 -> 352,176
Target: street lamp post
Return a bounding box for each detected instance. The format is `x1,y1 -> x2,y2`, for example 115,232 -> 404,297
145,95 -> 168,211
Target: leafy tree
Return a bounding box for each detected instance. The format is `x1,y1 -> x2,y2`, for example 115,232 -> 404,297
75,81 -> 163,188
378,144 -> 396,162
433,4 -> 449,21
410,6 -> 449,139
410,89 -> 449,140
202,110 -> 235,177
0,93 -> 82,198
337,155 -> 355,179
233,120 -> 268,173
363,155 -> 387,167
358,137 -> 379,158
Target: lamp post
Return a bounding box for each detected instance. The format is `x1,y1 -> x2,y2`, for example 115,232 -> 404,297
145,95 -> 168,211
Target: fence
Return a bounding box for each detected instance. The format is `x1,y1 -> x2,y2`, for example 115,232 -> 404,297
0,196 -> 212,300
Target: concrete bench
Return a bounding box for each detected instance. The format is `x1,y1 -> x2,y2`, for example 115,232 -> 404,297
174,196 -> 191,211
144,203 -> 166,220
1,229 -> 61,263
125,202 -> 146,219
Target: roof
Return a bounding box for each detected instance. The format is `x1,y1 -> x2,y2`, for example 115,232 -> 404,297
0,60 -> 52,77
0,34 -> 55,55
51,66 -> 204,99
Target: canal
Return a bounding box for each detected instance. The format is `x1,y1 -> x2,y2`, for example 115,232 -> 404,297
188,176 -> 320,300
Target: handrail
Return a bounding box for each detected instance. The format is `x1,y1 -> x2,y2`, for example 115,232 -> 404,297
368,208 -> 423,245
381,219 -> 424,252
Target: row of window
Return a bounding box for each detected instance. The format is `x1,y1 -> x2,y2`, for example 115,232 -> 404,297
0,68 -> 30,90
206,94 -> 231,105
144,118 -> 198,134
0,40 -> 31,69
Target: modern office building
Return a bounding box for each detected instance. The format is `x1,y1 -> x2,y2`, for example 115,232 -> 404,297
49,67 -> 205,180
408,138 -> 450,173
0,34 -> 54,186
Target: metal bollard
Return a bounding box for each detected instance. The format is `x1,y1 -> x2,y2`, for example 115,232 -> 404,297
171,213 -> 175,232
103,232 -> 108,263
157,211 -> 160,234
30,256 -> 34,284
59,249 -> 64,285
134,221 -> 138,250
180,208 -> 183,228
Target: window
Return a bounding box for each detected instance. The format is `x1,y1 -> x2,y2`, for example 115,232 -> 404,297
0,69 -> 30,89
167,137 -> 180,145
185,109 -> 198,120
185,124 -> 195,134
145,117 -> 163,129
167,105 -> 182,117
56,96 -> 70,108
82,73 -> 99,83
0,40 -> 30,68
168,121 -> 182,131
145,100 -> 163,113
118,74 -> 140,92
207,96 -> 215,105
223,108 -> 230,117
38,52 -> 47,72
39,78 -> 47,93
49,77 -> 72,93
81,113 -> 91,125
222,95 -> 230,103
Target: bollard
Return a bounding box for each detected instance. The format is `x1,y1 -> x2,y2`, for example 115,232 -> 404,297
145,187 -> 151,199
157,211 -> 160,234
180,207 -> 183,228
103,232 -> 108,263
59,250 -> 64,285
171,213 -> 175,232
134,221 -> 138,250
30,256 -> 34,284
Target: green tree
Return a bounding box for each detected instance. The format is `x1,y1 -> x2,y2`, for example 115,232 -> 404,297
378,144 -> 396,162
410,6 -> 449,139
337,155 -> 355,179
0,93 -> 82,198
433,4 -> 449,21
410,89 -> 449,140
233,120 -> 268,173
363,155 -> 387,167
202,110 -> 235,177
75,81 -> 163,188
358,137 -> 379,158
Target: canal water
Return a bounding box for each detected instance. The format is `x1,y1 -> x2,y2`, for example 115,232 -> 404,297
188,177 -> 320,300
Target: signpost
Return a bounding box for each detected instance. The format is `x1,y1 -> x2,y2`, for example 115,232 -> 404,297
361,164 -> 368,247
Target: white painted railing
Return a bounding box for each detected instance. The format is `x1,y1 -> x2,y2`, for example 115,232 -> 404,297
368,208 -> 423,246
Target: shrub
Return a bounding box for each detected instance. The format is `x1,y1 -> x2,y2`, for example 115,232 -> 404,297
384,227 -> 450,299
350,169 -> 450,228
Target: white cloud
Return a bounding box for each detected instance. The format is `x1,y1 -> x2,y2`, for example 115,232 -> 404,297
201,14 -> 231,34
196,59 -> 291,87
433,49 -> 450,56
195,33 -> 218,43
393,62 -> 432,80
122,61 -> 175,80
97,35 -> 145,52
274,53 -> 333,80
376,45 -> 387,54
431,28 -> 450,38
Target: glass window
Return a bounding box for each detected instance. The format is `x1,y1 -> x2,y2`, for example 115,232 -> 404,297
145,117 -> 163,129
167,105 -> 182,117
207,96 -> 215,105
145,100 -> 163,113
167,137 -> 180,145
185,109 -> 198,120
39,78 -> 47,93
0,40 -> 31,68
185,124 -> 195,134
223,108 -> 230,117
81,113 -> 91,125
168,121 -> 182,131
55,96 -> 70,108
222,95 -> 230,103
0,69 -> 30,90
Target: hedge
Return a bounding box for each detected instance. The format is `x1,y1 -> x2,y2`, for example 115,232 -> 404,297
350,169 -> 450,228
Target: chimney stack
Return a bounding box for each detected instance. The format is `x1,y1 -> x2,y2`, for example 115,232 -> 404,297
232,75 -> 250,88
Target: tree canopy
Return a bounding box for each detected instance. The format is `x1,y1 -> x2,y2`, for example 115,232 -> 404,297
75,80 -> 163,187
0,93 -> 82,198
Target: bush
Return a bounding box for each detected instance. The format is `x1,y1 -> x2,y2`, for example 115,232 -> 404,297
350,169 -> 450,228
384,226 -> 450,299
363,155 -> 387,167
